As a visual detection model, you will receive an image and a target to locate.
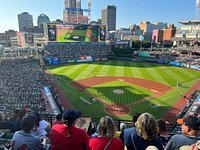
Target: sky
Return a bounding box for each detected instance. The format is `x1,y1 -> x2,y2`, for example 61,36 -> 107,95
0,0 -> 197,33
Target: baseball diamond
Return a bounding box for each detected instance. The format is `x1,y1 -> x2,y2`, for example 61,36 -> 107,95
48,60 -> 200,120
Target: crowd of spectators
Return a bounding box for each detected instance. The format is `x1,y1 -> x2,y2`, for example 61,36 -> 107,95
0,49 -> 199,149
173,54 -> 200,66
44,42 -> 112,58
0,109 -> 198,150
134,50 -> 200,68
0,58 -> 62,115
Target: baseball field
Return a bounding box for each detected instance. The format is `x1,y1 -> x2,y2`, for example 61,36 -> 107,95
48,60 -> 200,120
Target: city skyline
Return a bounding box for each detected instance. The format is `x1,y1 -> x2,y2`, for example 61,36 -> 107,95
0,0 -> 197,32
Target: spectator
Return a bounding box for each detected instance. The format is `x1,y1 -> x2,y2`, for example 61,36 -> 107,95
14,108 -> 27,131
119,122 -> 126,144
87,122 -> 96,136
49,109 -> 89,150
11,114 -> 46,150
90,125 -> 99,138
146,146 -> 159,150
124,112 -> 142,149
89,116 -> 123,150
33,113 -> 51,138
157,119 -> 171,147
0,112 -> 15,133
9,108 -> 20,122
128,113 -> 163,150
165,115 -> 200,150
53,113 -> 63,125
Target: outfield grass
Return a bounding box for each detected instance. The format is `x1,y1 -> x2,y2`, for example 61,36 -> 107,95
48,61 -> 200,119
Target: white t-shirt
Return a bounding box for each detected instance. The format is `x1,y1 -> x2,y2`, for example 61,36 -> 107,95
36,120 -> 50,137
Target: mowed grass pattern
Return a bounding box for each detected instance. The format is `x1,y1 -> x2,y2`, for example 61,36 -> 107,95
86,81 -> 153,105
48,61 -> 200,119
49,61 -> 200,87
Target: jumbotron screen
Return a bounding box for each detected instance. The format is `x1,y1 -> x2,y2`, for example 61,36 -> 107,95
56,24 -> 99,42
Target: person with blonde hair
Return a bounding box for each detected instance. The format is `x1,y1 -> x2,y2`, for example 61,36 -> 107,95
127,113 -> 163,150
89,116 -> 123,150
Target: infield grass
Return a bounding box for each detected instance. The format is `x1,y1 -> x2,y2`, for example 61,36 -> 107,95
86,81 -> 153,105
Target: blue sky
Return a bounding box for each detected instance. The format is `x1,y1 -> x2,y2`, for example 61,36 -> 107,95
0,0 -> 196,32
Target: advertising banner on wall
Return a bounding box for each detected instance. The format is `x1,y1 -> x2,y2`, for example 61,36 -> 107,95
25,34 -> 34,43
47,24 -> 57,41
17,32 -> 23,47
100,25 -> 106,41
76,55 -> 93,62
68,59 -> 76,63
48,57 -> 60,64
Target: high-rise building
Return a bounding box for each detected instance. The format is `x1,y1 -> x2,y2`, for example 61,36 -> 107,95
37,14 -> 50,29
101,5 -> 116,31
0,30 -> 17,47
18,12 -> 33,32
63,0 -> 83,24
139,21 -> 167,41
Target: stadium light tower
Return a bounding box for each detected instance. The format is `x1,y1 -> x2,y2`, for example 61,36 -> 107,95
196,0 -> 200,19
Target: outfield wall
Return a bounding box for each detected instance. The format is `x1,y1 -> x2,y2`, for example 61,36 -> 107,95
45,56 -> 109,65
45,56 -> 200,71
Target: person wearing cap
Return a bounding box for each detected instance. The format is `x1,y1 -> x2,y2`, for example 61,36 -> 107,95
49,109 -> 89,150
164,115 -> 200,150
11,114 -> 46,150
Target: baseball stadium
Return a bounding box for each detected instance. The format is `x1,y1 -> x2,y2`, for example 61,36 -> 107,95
1,20 -> 200,150
38,24 -> 200,124
1,0 -> 200,149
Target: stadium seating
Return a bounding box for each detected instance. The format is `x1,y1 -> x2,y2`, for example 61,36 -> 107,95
44,42 -> 112,58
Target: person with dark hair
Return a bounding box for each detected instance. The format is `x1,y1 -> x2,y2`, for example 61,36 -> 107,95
157,119 -> 171,147
0,112 -> 15,133
53,113 -> 63,125
124,112 -> 142,149
9,108 -> 20,122
89,116 -> 123,150
11,114 -> 46,150
49,109 -> 89,150
87,122 -> 96,136
165,115 -> 200,150
14,108 -> 27,131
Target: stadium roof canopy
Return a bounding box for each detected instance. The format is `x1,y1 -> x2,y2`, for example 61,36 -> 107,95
179,20 -> 200,25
